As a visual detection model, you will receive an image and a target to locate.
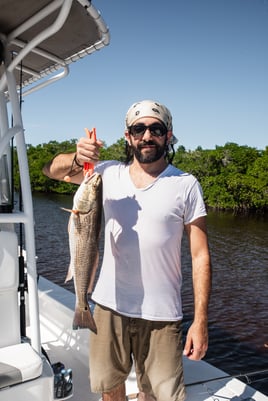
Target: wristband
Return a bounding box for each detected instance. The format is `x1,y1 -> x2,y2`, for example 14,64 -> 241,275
73,153 -> 83,168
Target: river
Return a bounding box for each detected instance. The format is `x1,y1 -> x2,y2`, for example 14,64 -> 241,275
30,192 -> 268,395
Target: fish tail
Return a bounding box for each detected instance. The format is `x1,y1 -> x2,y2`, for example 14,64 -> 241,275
72,304 -> 97,333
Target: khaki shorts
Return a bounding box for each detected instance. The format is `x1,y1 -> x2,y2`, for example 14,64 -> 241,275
89,304 -> 185,401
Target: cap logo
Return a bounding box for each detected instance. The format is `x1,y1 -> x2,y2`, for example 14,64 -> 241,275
152,108 -> 160,115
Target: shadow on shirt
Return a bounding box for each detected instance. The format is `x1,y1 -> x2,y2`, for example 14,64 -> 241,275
104,195 -> 144,315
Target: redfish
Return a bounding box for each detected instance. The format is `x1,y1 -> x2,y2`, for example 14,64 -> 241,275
65,172 -> 102,333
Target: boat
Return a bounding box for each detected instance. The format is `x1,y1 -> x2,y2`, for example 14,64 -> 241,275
0,1 -> 267,400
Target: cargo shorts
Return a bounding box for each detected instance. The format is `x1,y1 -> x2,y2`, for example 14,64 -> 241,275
89,304 -> 186,401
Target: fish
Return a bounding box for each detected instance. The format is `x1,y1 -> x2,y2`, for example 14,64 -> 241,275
65,172 -> 102,333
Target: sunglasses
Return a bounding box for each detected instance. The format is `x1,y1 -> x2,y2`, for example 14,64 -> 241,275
128,123 -> 168,138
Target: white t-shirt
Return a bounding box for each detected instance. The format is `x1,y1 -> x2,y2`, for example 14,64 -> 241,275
92,161 -> 207,321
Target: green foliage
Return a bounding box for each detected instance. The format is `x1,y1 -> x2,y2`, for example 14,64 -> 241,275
99,138 -> 126,162
13,140 -> 268,212
175,143 -> 268,212
13,140 -> 78,194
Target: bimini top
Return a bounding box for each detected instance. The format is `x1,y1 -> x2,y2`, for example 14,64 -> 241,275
0,0 -> 110,95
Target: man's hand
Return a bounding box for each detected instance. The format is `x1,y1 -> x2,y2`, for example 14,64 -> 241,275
183,320 -> 208,360
76,136 -> 103,166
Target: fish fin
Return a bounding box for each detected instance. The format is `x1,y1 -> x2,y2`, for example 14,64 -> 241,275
61,207 -> 79,215
65,265 -> 73,283
61,207 -> 72,213
72,304 -> 97,333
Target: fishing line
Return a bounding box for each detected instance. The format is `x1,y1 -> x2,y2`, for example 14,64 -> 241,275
185,367 -> 268,387
119,368 -> 268,400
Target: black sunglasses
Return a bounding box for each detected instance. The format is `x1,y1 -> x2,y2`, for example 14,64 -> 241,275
128,123 -> 167,138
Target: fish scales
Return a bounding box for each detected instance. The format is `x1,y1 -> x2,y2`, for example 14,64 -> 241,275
66,172 -> 102,333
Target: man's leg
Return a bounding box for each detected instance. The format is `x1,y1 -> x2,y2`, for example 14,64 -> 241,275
90,306 -> 132,398
102,382 -> 126,401
132,319 -> 185,401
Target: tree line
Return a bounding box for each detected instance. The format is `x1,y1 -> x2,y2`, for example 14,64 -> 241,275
13,140 -> 268,213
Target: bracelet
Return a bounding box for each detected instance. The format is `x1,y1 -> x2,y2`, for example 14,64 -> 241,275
73,153 -> 83,168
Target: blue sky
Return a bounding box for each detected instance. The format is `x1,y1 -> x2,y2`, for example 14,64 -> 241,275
21,0 -> 268,150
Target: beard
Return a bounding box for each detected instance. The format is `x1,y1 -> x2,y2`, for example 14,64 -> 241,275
130,139 -> 167,164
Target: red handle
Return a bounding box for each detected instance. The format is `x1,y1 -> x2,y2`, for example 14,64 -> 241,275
83,127 -> 96,175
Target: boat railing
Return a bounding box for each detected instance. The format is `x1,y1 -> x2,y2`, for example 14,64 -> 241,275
0,0 -> 109,398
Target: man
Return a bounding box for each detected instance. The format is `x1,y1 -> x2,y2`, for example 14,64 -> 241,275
43,100 -> 211,401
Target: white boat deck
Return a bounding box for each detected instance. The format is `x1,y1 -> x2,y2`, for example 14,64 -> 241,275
38,277 -> 267,401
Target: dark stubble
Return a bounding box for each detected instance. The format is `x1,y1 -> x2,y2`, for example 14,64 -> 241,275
130,138 -> 168,164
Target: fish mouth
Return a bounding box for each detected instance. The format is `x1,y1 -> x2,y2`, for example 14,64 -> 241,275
84,171 -> 100,183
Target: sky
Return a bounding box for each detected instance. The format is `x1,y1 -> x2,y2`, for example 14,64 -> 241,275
21,0 -> 268,150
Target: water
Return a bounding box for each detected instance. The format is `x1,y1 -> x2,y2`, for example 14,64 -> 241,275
31,193 -> 268,395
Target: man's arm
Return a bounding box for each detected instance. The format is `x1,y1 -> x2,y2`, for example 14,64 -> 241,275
183,216 -> 212,360
42,152 -> 84,184
43,136 -> 103,184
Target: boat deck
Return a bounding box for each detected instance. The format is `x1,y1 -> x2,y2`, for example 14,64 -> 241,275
38,277 -> 267,401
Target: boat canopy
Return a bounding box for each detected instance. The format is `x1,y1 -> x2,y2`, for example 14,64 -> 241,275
0,0 -> 110,95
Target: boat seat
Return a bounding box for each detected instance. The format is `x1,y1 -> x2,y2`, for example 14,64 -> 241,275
0,343 -> 43,389
0,231 -> 42,389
